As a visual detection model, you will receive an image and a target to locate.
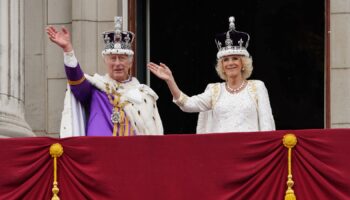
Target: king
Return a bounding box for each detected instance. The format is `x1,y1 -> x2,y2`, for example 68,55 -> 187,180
46,16 -> 164,137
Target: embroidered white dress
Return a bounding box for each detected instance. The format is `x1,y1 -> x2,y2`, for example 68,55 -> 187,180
174,80 -> 275,134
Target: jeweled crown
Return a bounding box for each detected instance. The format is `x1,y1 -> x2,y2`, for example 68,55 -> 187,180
215,16 -> 250,58
102,16 -> 135,56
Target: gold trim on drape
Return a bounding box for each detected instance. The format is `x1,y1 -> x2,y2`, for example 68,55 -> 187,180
50,143 -> 64,200
283,133 -> 297,200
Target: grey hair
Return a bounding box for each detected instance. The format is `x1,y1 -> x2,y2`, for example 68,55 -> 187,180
102,54 -> 134,62
215,56 -> 253,80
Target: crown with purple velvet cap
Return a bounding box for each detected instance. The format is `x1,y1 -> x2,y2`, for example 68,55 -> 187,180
101,16 -> 135,56
215,16 -> 250,58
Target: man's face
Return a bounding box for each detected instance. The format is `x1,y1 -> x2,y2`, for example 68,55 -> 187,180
104,54 -> 132,82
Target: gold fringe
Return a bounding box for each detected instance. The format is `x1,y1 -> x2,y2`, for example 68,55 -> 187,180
283,134 -> 297,200
50,143 -> 64,200
113,123 -> 118,136
285,191 -> 296,200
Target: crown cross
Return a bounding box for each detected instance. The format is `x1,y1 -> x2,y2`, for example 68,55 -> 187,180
217,41 -> 222,49
124,33 -> 131,49
104,34 -> 114,49
114,16 -> 122,32
238,38 -> 244,48
114,17 -> 122,42
104,34 -> 110,43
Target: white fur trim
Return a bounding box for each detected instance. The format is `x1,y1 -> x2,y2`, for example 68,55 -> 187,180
84,74 -> 163,135
217,49 -> 249,58
102,49 -> 134,56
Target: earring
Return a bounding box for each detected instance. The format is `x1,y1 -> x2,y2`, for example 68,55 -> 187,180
242,68 -> 245,71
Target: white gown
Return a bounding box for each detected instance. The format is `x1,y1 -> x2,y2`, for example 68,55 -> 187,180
173,80 -> 275,134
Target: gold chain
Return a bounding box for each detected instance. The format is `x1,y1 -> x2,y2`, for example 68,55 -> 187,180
105,83 -> 130,136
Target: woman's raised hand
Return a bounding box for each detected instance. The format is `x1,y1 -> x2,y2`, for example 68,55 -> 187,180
147,62 -> 174,82
46,26 -> 73,52
147,62 -> 181,99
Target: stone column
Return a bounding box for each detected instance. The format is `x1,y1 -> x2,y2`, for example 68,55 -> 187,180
0,0 -> 34,137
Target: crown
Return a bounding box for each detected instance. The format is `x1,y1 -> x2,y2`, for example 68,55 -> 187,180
215,16 -> 250,59
101,16 -> 135,56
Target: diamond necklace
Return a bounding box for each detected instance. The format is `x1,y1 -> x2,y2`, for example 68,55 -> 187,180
226,80 -> 246,93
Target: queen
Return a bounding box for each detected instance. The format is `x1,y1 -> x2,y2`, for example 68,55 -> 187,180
148,16 -> 275,133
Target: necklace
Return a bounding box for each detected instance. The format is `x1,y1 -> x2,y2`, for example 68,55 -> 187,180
226,80 -> 246,93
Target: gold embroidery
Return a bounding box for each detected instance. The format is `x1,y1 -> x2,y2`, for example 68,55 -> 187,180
211,83 -> 220,108
67,76 -> 86,85
176,92 -> 189,106
105,83 -> 130,136
247,80 -> 258,109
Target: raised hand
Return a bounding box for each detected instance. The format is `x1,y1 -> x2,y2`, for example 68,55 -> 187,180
147,62 -> 174,82
46,26 -> 72,52
148,62 -> 181,99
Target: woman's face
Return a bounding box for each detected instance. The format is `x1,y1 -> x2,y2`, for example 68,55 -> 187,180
222,55 -> 243,79
104,54 -> 132,82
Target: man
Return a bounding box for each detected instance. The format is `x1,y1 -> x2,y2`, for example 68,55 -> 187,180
46,16 -> 163,137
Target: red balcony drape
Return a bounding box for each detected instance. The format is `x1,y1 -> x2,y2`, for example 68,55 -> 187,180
0,129 -> 350,199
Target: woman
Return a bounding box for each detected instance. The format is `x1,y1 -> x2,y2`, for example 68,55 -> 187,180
148,16 -> 275,134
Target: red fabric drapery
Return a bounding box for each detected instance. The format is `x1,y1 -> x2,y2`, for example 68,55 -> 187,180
1,129 -> 350,200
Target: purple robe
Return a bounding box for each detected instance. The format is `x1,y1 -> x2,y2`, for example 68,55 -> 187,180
65,64 -> 133,136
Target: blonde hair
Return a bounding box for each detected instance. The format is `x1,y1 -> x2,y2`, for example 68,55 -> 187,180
215,56 -> 253,80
